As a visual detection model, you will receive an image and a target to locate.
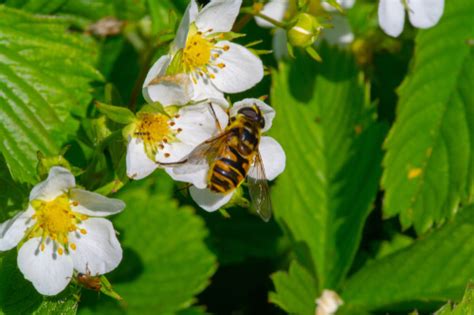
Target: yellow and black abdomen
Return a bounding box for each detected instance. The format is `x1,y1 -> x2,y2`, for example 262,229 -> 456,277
208,121 -> 260,193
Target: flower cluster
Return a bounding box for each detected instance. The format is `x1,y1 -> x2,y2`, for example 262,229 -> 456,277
127,0 -> 286,213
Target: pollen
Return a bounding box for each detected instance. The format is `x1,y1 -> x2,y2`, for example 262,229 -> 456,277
30,194 -> 85,255
135,113 -> 172,145
408,168 -> 422,179
183,33 -> 213,70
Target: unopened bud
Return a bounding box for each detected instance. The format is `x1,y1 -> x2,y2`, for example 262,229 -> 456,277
287,13 -> 322,48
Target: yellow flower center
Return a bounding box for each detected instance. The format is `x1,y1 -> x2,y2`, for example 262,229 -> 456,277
29,194 -> 86,254
183,32 -> 213,70
134,112 -> 180,160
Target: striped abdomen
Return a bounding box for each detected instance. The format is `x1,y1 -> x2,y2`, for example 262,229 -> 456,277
208,123 -> 260,193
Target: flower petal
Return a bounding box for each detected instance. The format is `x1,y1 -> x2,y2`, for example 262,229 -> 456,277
173,0 -> 199,50
210,41 -> 264,94
189,186 -> 234,212
231,98 -> 275,132
30,166 -> 75,201
142,55 -> 193,106
175,101 -> 229,146
126,138 -> 158,180
0,207 -> 35,251
69,218 -> 122,275
248,136 -> 286,181
196,0 -> 242,34
17,238 -> 73,296
255,0 -> 288,28
378,0 -> 405,37
322,0 -> 356,11
156,141 -> 194,163
407,0 -> 444,29
70,189 -> 125,217
321,15 -> 354,46
192,74 -> 226,103
166,167 -> 209,189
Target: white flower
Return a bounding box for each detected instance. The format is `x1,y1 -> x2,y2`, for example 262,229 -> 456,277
254,0 -> 289,28
143,0 -> 264,106
0,167 -> 125,296
126,100 -> 228,180
171,99 -> 286,212
320,0 -> 355,46
378,0 -> 444,37
315,290 -> 344,315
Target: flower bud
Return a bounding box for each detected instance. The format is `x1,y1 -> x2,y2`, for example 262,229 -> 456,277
287,13 -> 322,48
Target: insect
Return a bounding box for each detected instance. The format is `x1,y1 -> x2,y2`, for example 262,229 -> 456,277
165,103 -> 272,221
76,265 -> 101,292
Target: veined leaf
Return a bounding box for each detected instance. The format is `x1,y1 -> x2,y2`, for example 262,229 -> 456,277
79,174 -> 217,315
0,6 -> 101,184
381,0 -> 474,233
269,45 -> 386,310
435,282 -> 474,315
341,205 -> 474,313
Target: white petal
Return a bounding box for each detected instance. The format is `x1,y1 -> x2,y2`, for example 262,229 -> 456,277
18,238 -> 73,296
322,0 -> 355,11
196,0 -> 242,34
69,218 -> 122,275
156,141 -> 194,163
248,137 -> 286,181
407,0 -> 444,29
378,0 -> 405,37
0,207 -> 35,251
255,0 -> 288,28
173,0 -> 199,50
142,55 -> 193,106
211,42 -> 264,94
30,167 -> 75,201
166,167 -> 209,189
189,186 -> 234,212
174,102 -> 229,146
126,138 -> 158,180
231,98 -> 275,132
192,74 -> 227,103
321,15 -> 354,46
70,189 -> 125,217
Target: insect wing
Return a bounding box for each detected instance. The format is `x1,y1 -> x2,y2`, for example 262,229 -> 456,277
247,151 -> 272,222
172,131 -> 231,175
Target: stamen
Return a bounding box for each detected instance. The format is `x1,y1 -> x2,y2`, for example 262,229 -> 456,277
164,153 -> 171,158
70,243 -> 77,251
80,229 -> 87,235
218,63 -> 226,69
57,248 -> 64,256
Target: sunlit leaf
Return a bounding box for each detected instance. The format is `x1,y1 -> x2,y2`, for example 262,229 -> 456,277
381,0 -> 474,233
341,205 -> 474,313
269,45 -> 386,309
435,282 -> 474,315
0,6 -> 101,184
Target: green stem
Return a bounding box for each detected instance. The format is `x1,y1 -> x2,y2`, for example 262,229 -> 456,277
240,7 -> 288,29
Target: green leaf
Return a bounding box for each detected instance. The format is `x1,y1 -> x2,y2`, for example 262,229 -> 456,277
381,0 -> 474,233
96,102 -> 136,125
79,174 -> 217,315
341,205 -> 474,313
0,6 -> 101,184
269,45 -> 386,297
269,260 -> 318,315
435,282 -> 474,315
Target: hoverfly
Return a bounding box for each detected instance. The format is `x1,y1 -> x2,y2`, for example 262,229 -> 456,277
163,103 -> 272,221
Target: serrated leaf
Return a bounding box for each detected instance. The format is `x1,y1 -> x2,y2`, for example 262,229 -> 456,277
79,174 -> 217,315
0,6 -> 101,184
341,205 -> 474,313
269,261 -> 318,315
435,282 -> 474,315
381,0 -> 474,233
269,45 -> 386,302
